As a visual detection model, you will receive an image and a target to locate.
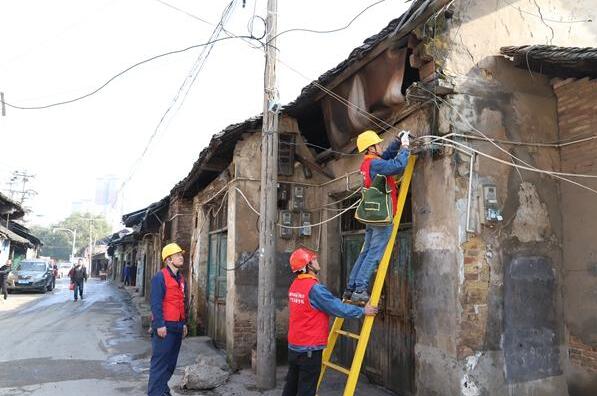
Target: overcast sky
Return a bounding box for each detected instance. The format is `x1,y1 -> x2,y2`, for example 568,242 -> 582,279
0,0 -> 409,228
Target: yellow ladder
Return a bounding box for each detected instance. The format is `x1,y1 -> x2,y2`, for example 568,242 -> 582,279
317,155 -> 416,396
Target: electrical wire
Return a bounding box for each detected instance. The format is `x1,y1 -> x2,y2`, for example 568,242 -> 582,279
413,85 -> 597,180
4,34 -> 259,110
225,249 -> 258,271
154,0 -> 265,50
273,53 -> 597,198
421,135 -> 597,195
234,186 -> 362,228
266,0 -> 387,44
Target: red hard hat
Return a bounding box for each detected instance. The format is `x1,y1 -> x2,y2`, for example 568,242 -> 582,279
289,247 -> 317,272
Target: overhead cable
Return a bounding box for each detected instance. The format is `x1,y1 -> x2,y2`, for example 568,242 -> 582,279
266,0 -> 387,44
4,34 -> 260,110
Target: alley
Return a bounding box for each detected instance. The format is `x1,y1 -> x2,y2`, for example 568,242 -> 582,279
0,278 -> 150,395
0,278 -> 393,396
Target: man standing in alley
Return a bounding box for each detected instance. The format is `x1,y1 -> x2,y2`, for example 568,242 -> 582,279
282,247 -> 378,396
343,130 -> 410,304
147,242 -> 188,396
0,259 -> 12,300
70,259 -> 87,301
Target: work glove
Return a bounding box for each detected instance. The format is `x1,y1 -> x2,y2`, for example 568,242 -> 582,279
398,130 -> 411,147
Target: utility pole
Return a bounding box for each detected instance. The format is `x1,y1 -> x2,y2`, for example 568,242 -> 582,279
256,0 -> 279,390
5,170 -> 36,205
88,219 -> 94,276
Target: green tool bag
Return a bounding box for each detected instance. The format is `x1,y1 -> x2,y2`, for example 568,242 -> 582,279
355,174 -> 393,225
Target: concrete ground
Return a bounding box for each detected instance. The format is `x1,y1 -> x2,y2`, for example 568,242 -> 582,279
0,278 -> 394,395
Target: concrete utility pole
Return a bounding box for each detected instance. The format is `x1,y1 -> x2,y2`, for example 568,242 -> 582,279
256,0 -> 279,390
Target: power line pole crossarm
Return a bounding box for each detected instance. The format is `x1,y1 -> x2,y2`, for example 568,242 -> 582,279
256,0 -> 278,390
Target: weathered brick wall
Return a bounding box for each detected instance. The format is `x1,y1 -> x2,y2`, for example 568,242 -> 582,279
554,78 -> 597,379
569,336 -> 597,373
458,237 -> 490,359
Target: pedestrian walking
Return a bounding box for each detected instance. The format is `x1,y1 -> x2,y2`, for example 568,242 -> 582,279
123,263 -> 131,286
147,243 -> 188,396
343,130 -> 410,304
70,259 -> 87,301
0,259 -> 12,300
282,247 -> 378,396
51,260 -> 58,290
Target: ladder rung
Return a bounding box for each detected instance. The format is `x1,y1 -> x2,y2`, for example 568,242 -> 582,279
322,361 -> 350,375
335,329 -> 360,340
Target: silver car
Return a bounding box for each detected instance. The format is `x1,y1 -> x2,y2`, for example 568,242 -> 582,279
9,260 -> 54,293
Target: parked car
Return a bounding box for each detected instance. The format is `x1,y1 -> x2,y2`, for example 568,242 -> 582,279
57,262 -> 72,278
8,260 -> 54,293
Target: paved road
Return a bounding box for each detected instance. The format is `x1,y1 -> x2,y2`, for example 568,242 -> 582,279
0,278 -> 151,395
0,278 -> 395,396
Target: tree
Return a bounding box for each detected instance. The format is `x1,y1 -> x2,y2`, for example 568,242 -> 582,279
29,225 -> 71,261
58,212 -> 111,253
32,212 -> 112,261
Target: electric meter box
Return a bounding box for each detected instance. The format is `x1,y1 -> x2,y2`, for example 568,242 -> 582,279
279,210 -> 293,239
299,212 -> 312,237
290,186 -> 305,212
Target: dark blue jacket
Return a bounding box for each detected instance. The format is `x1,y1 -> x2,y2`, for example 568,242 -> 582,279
369,139 -> 410,179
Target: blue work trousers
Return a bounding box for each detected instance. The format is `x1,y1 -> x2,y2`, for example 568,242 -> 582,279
347,224 -> 393,292
147,329 -> 183,396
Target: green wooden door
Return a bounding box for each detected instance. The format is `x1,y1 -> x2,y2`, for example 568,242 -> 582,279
339,228 -> 415,395
207,232 -> 227,348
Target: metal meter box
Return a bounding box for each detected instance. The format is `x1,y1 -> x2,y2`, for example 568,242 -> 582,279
290,186 -> 305,211
279,210 -> 293,239
480,184 -> 503,223
299,212 -> 312,237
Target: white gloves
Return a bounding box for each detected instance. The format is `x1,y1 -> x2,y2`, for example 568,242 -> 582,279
398,130 -> 411,147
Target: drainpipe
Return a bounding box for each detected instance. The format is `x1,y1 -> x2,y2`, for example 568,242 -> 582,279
466,152 -> 476,234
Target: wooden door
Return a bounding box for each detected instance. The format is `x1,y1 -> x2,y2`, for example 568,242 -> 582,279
207,232 -> 227,348
338,228 -> 415,395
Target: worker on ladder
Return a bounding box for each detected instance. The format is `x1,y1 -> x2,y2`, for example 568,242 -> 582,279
282,247 -> 378,396
343,130 -> 411,304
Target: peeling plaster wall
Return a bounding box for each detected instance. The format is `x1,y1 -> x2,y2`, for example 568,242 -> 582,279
432,58 -> 567,396
226,118 -> 328,367
394,0 -> 597,393
444,0 -> 596,89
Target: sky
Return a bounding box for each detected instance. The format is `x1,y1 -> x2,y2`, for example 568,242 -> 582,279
0,0 -> 410,229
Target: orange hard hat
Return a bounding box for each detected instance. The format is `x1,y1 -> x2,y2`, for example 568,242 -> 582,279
289,247 -> 317,272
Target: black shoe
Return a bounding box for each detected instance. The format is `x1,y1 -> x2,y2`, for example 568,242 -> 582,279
342,289 -> 353,301
351,290 -> 370,303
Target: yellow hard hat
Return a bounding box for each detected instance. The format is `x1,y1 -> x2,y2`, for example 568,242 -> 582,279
356,130 -> 383,153
162,243 -> 184,261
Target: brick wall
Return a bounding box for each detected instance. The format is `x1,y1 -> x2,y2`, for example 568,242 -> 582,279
555,78 -> 597,173
569,336 -> 597,373
458,237 -> 490,359
555,77 -> 597,378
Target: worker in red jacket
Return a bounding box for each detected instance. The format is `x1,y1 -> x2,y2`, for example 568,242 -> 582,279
282,247 -> 378,396
147,243 -> 188,396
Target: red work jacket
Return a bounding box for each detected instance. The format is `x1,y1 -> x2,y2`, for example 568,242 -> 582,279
161,267 -> 186,322
288,274 -> 329,347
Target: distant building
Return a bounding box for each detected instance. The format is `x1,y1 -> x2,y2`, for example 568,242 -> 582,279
95,175 -> 119,209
